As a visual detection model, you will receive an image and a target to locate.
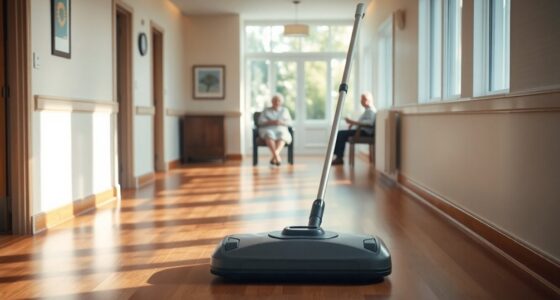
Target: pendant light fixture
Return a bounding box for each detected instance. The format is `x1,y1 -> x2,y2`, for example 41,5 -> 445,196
284,0 -> 309,37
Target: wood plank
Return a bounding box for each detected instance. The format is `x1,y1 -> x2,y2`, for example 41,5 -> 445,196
136,172 -> 155,188
0,159 -> 556,298
225,154 -> 243,160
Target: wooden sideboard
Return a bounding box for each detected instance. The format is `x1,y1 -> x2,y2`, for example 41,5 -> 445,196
180,115 -> 225,163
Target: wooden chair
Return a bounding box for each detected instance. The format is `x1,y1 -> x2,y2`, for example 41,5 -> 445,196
348,125 -> 375,166
252,112 -> 294,166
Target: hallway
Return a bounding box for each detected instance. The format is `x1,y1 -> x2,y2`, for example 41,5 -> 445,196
0,158 -> 554,299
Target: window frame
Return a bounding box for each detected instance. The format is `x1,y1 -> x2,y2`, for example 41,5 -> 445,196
419,0 -> 462,103
473,0 -> 510,97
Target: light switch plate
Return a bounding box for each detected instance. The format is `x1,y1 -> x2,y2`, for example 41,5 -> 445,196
33,52 -> 41,69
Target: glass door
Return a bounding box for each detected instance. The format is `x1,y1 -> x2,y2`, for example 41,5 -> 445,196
273,61 -> 297,121
247,57 -> 355,155
301,60 -> 330,151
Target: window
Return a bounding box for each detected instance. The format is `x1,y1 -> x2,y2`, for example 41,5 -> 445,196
247,60 -> 271,112
444,0 -> 461,98
377,17 -> 393,109
245,24 -> 351,54
245,23 -> 356,122
245,23 -> 358,153
331,58 -> 356,118
429,0 -> 442,100
474,0 -> 510,96
419,0 -> 462,102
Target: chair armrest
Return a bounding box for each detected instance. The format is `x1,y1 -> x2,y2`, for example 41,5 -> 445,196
353,125 -> 374,137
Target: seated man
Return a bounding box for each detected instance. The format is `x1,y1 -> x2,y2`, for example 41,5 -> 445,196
258,94 -> 293,166
331,92 -> 376,165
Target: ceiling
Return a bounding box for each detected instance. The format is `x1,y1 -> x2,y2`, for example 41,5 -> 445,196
170,0 -> 371,21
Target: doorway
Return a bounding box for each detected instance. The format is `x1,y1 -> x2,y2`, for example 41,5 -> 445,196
0,0 -> 10,233
115,5 -> 134,188
151,24 -> 165,172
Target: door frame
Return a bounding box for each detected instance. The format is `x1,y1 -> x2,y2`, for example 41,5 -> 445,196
113,1 -> 135,189
0,0 -> 7,232
5,0 -> 32,234
151,21 -> 166,172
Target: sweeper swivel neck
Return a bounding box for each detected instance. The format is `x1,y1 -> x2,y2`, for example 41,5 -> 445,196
309,3 -> 365,228
308,199 -> 325,227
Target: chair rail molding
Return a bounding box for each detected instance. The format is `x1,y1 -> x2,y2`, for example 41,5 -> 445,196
34,95 -> 118,113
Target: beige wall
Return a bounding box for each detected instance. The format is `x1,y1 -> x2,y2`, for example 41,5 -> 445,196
183,15 -> 243,155
400,107 -> 560,260
362,0 -> 418,106
510,0 -> 560,92
367,0 -> 560,262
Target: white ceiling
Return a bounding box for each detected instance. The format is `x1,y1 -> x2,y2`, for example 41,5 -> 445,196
170,0 -> 370,21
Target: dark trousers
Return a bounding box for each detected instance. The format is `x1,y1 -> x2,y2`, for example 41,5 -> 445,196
333,129 -> 372,158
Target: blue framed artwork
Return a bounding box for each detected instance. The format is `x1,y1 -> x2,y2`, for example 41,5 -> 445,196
193,65 -> 225,99
51,0 -> 71,58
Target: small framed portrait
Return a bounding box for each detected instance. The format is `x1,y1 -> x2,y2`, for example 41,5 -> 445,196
193,65 -> 225,100
51,0 -> 71,58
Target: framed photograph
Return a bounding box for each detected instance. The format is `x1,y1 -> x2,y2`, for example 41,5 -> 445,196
193,65 -> 225,99
51,0 -> 71,58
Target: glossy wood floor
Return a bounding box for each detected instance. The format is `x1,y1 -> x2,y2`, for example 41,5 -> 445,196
0,157 -> 556,299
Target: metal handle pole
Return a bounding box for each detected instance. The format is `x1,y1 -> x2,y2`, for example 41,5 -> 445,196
309,3 -> 365,227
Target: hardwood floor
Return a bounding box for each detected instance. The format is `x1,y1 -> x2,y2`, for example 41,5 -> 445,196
0,157 -> 556,299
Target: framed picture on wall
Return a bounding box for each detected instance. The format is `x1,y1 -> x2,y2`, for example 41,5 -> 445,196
51,0 -> 71,58
193,65 -> 225,99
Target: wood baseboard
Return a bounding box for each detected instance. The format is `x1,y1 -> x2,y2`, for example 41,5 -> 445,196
167,159 -> 181,170
136,172 -> 155,187
33,187 -> 118,233
398,174 -> 560,293
225,154 -> 243,161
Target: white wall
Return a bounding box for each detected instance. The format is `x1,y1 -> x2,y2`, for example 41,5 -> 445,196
119,0 -> 186,176
182,15 -> 243,155
30,0 -> 187,215
31,0 -> 114,213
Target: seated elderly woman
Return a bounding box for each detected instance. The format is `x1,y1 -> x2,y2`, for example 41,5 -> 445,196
258,94 -> 293,166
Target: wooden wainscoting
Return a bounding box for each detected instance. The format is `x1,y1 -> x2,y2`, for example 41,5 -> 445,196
398,174 -> 560,293
33,187 -> 118,233
167,159 -> 181,170
136,172 -> 155,188
225,154 -> 243,161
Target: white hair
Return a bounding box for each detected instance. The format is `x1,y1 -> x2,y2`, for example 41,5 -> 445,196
271,94 -> 284,103
362,91 -> 373,103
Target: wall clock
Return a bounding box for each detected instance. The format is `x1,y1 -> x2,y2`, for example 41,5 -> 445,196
138,32 -> 148,56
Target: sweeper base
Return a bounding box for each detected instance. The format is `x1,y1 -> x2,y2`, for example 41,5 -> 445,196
211,227 -> 391,281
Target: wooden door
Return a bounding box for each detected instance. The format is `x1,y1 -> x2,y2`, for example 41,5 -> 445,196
0,0 -> 8,231
116,7 -> 133,188
152,27 -> 164,171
